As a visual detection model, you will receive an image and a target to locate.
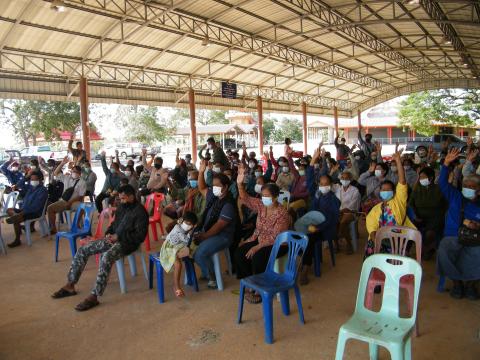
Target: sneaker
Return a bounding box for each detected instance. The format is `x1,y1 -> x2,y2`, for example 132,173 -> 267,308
207,280 -> 217,289
465,284 -> 479,301
450,282 -> 464,299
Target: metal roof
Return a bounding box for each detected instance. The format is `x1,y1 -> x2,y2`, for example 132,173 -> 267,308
1,0 -> 480,117
175,123 -> 256,135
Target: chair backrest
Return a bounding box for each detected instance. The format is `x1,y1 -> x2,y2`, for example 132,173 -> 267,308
278,190 -> 291,209
266,231 -> 308,282
70,203 -> 95,233
374,226 -> 422,263
4,191 -> 19,211
355,254 -> 422,326
94,207 -> 116,239
145,192 -> 165,219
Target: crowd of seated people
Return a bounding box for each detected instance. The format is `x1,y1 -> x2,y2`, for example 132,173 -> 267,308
2,132 -> 480,312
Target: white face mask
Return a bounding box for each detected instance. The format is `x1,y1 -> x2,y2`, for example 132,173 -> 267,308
11,167 -> 18,172
71,172 -> 80,180
30,165 -> 37,170
30,180 -> 40,187
282,166 -> 289,173
278,161 -> 286,167
391,166 -> 397,172
298,170 -> 305,176
207,144 -> 213,150
374,169 -> 383,178
340,179 -> 350,187
419,178 -> 430,187
248,162 -> 255,169
212,186 -> 223,197
254,184 -> 262,194
319,185 -> 330,194
125,171 -> 132,176
181,222 -> 193,232
213,167 -> 221,174
254,171 -> 262,178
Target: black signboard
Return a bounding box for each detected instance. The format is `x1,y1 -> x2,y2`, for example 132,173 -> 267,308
221,82 -> 237,99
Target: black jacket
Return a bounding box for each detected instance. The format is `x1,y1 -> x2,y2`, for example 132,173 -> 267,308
106,201 -> 149,255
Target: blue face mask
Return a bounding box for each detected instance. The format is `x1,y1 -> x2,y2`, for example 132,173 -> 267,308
380,190 -> 394,201
262,196 -> 273,207
462,187 -> 476,199
189,179 -> 198,188
110,168 -> 116,174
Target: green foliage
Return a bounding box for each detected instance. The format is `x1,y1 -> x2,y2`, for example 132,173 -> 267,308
272,118 -> 303,143
262,118 -> 275,141
125,106 -> 173,145
399,90 -> 476,136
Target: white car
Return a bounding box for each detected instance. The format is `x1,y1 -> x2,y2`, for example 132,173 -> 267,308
99,143 -> 148,159
20,145 -> 56,162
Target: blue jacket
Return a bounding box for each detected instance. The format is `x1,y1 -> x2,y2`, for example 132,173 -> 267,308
439,165 -> 480,237
21,184 -> 48,217
0,161 -> 24,186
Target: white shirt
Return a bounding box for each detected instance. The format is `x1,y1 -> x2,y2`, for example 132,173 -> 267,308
57,173 -> 87,200
333,184 -> 361,212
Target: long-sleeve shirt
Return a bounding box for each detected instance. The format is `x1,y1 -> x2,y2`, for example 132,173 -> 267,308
438,165 -> 480,237
198,146 -> 229,168
358,170 -> 382,198
81,170 -> 97,193
332,184 -> 361,211
100,156 -> 124,193
147,167 -> 167,191
0,161 -> 24,186
288,158 -> 309,200
21,185 -> 48,216
334,138 -> 350,160
358,130 -> 375,158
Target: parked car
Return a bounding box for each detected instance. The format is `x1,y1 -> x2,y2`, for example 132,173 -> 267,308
18,145 -> 57,162
98,143 -> 148,159
405,134 -> 467,154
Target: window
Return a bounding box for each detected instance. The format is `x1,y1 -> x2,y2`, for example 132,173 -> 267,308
38,146 -> 51,152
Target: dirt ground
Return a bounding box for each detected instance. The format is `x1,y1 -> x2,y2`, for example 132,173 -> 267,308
0,217 -> 479,360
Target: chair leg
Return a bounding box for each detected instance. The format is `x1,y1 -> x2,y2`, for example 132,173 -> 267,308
237,283 -> 245,324
39,218 -> 48,237
279,290 -> 290,316
293,285 -> 305,324
225,249 -> 233,276
437,275 -> 446,292
405,285 -> 419,337
25,222 -> 32,246
155,261 -> 165,303
261,293 -> 274,344
151,223 -> 158,242
369,342 -> 379,360
68,237 -> 77,259
115,259 -> 127,294
127,254 -> 138,277
148,256 -> 154,289
139,253 -> 148,281
144,233 -> 151,252
54,235 -> 60,262
388,343 -> 405,360
404,337 -> 412,360
186,259 -> 199,292
327,238 -> 336,266
313,241 -> 321,277
334,330 -> 348,360
212,252 -> 224,291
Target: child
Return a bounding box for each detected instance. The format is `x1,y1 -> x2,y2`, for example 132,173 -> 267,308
159,211 -> 198,297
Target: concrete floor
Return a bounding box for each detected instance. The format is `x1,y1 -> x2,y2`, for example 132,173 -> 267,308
0,217 -> 479,360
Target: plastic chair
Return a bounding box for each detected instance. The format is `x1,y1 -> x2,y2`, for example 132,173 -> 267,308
144,193 -> 166,251
237,231 -> 308,344
149,253 -> 199,303
0,223 -> 6,255
54,203 -> 95,262
0,191 -> 19,217
366,226 -> 422,336
313,234 -> 336,277
278,190 -> 291,209
212,249 -> 233,291
115,251 -> 148,294
350,218 -> 359,252
437,275 -> 446,292
23,199 -> 49,246
335,254 -> 422,360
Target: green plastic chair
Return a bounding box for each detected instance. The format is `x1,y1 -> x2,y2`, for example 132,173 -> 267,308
335,254 -> 422,360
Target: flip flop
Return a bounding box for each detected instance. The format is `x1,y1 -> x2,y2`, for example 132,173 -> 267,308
245,292 -> 262,304
75,298 -> 100,312
51,288 -> 77,299
174,289 -> 185,298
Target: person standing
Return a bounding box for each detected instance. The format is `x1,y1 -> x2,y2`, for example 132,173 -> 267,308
68,136 -> 88,165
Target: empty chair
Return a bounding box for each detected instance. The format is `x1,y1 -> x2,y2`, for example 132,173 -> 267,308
277,190 -> 291,209
144,193 -> 166,251
54,203 -> 95,262
23,199 -> 49,246
0,191 -> 19,218
237,231 -> 308,344
335,254 -> 422,360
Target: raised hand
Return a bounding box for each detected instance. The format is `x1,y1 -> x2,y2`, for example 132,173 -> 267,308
62,155 -> 69,164
392,148 -> 404,163
198,159 -> 207,173
351,143 -> 357,151
444,148 -> 461,166
312,148 -> 321,161
101,151 -> 106,157
318,141 -> 323,149
176,148 -> 180,156
467,149 -> 479,162
269,145 -> 273,152
368,162 -> 376,173
237,164 -> 246,184
115,149 -> 119,155
142,148 -> 147,156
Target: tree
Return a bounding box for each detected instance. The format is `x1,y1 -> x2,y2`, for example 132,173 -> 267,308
125,106 -> 173,145
399,90 -> 476,136
262,118 -> 275,141
273,118 -> 303,142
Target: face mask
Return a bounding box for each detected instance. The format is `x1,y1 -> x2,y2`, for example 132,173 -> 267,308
30,165 -> 37,170
248,162 -> 255,169
71,173 -> 80,180
110,168 -> 116,174
212,186 -> 223,197
419,178 -> 430,187
355,156 -> 361,160
213,167 -> 221,174
282,166 -> 289,173
254,171 -> 262,178
278,161 -> 286,167
340,179 -> 350,187
319,185 -> 330,194
460,158 -> 466,164
30,180 -> 40,187
340,141 -> 346,145
299,170 -> 305,176
374,170 -> 383,177
391,166 -> 397,172
404,165 -> 411,170
462,187 -> 476,200
154,163 -> 161,169
371,156 -> 377,161
366,138 -> 372,143
254,184 -> 263,194
262,196 -> 273,207
189,179 -> 198,188
180,222 -> 193,232
125,171 -> 132,176
314,164 -> 320,169
380,190 -> 394,201
418,151 -> 426,157
11,167 -> 18,172
207,144 -> 213,150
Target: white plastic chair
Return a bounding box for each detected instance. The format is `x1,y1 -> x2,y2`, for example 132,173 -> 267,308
0,191 -> 19,218
0,224 -> 6,255
278,190 -> 291,209
23,199 -> 49,246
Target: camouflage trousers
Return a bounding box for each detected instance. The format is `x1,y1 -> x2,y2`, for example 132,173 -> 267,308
67,239 -> 123,296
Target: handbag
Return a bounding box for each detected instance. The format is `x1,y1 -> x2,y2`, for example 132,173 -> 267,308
458,200 -> 480,247
61,180 -> 79,202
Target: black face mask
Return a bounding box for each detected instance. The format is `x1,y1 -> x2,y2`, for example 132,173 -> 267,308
154,163 -> 161,169
365,138 -> 372,143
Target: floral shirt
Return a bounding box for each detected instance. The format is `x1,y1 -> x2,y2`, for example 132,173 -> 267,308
379,205 -> 397,227
240,196 -> 289,246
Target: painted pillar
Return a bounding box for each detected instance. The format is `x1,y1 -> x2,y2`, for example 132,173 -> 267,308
333,106 -> 339,137
188,89 -> 197,164
79,77 -> 91,160
387,126 -> 393,144
302,101 -> 307,154
257,96 -> 264,154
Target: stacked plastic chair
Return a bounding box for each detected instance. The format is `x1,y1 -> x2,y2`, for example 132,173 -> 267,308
144,193 -> 166,251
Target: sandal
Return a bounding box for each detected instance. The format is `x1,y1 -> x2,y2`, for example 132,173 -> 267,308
174,288 -> 185,298
245,292 -> 262,304
75,298 -> 100,312
51,288 -> 77,299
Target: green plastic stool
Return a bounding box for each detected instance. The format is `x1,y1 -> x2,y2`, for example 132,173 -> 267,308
335,254 -> 422,360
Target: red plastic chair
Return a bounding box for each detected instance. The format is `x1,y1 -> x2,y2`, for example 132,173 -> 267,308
144,193 -> 166,251
365,225 -> 422,336
79,207 -> 116,265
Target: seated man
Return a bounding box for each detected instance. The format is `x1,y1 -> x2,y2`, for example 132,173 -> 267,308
47,157 -> 87,235
5,171 -> 48,247
51,185 -> 148,311
0,154 -> 24,192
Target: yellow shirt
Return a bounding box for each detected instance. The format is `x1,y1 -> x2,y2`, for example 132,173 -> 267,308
366,182 -> 416,238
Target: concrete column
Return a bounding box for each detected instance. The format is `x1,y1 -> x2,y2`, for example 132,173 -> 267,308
302,101 -> 307,154
188,89 -> 197,164
79,77 -> 90,160
387,127 -> 393,144
257,96 -> 264,154
333,105 -> 338,137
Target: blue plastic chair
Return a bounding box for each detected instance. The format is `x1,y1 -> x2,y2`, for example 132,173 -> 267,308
313,234 -> 336,277
237,231 -> 308,344
54,203 -> 95,262
115,251 -> 148,294
149,253 -> 199,303
437,275 -> 446,292
335,254 -> 422,360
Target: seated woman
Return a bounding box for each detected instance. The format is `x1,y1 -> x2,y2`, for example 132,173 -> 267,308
365,149 -> 415,258
192,160 -> 238,289
358,161 -> 389,213
437,148 -> 480,300
159,211 -> 198,298
408,167 -> 447,260
234,166 -> 290,303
